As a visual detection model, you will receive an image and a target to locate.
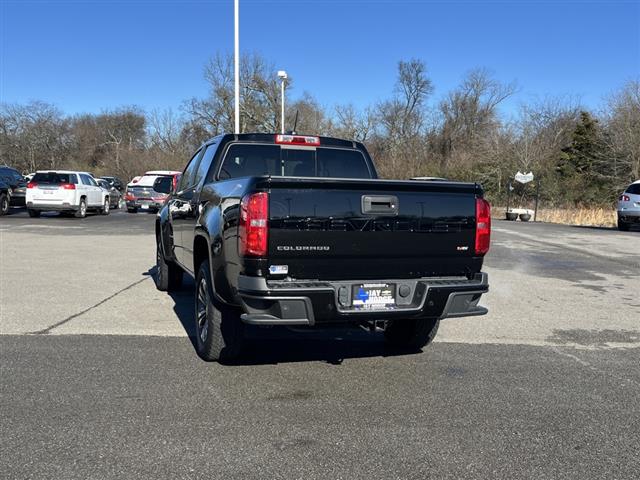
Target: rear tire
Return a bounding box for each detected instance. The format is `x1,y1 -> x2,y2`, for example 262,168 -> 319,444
384,318 -> 440,351
75,198 -> 87,218
618,218 -> 630,231
127,207 -> 137,213
155,237 -> 183,291
100,197 -> 110,215
0,193 -> 9,216
194,261 -> 244,362
27,209 -> 40,218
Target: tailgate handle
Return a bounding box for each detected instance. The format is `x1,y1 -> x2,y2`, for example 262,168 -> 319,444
361,195 -> 399,216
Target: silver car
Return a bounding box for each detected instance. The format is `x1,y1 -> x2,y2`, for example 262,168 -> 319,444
617,180 -> 640,231
97,178 -> 121,209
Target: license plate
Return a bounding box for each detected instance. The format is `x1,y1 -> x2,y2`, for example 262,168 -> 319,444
43,190 -> 53,194
140,204 -> 149,209
352,283 -> 396,309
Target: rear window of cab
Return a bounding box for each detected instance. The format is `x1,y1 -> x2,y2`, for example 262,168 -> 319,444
217,144 -> 372,180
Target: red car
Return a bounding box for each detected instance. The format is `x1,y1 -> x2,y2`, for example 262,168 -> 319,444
125,170 -> 181,213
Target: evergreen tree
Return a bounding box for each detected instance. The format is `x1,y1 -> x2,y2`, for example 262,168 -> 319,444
557,111 -> 609,204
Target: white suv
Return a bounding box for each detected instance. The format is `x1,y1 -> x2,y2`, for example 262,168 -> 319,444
26,170 -> 110,218
617,180 -> 640,231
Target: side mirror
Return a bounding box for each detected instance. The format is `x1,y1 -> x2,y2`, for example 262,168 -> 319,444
153,177 -> 172,195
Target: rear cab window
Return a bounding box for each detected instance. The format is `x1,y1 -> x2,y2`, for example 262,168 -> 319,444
217,144 -> 373,180
154,176 -> 173,192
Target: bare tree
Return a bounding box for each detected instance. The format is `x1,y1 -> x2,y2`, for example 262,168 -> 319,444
286,93 -> 330,135
184,52 -> 288,135
149,108 -> 186,155
0,101 -> 70,172
603,80 -> 640,183
513,96 -> 581,172
437,68 -> 517,172
95,107 -> 146,174
374,59 -> 434,174
333,104 -> 376,142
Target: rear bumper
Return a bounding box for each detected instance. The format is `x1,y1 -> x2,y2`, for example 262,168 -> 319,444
618,209 -> 640,222
237,273 -> 489,326
10,192 -> 26,206
26,201 -> 78,211
127,200 -> 162,210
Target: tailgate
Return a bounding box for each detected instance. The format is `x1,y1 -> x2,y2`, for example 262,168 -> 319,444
266,177 -> 482,280
29,184 -> 76,204
127,186 -> 156,199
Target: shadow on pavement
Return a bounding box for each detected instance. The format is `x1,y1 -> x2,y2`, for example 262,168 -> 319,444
162,271 -> 419,366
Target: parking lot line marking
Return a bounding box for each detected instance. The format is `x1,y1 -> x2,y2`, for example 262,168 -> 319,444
28,275 -> 152,335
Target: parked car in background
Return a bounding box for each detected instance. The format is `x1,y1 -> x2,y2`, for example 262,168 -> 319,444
26,170 -> 110,218
617,180 -> 640,231
97,178 -> 122,209
101,175 -> 125,192
0,178 -> 11,215
0,165 -> 27,208
125,170 -> 180,213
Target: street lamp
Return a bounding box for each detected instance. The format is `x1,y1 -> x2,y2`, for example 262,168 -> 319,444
277,70 -> 287,134
234,0 -> 240,134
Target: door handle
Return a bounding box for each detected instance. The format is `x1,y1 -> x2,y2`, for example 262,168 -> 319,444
361,195 -> 399,215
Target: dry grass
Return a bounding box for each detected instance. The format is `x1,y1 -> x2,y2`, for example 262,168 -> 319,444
535,208 -> 617,227
494,207 -> 617,227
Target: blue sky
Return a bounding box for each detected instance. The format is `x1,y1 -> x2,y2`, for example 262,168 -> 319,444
1,0 -> 638,118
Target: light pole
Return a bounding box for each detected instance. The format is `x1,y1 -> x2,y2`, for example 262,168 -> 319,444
234,0 -> 240,134
277,70 -> 287,134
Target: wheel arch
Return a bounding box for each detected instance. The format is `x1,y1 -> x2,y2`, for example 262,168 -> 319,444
194,231 -> 234,306
193,233 -> 209,275
156,214 -> 177,263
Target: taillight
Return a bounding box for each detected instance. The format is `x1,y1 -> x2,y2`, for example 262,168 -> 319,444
475,198 -> 491,256
60,183 -> 76,190
275,134 -> 320,146
620,194 -> 630,202
125,192 -> 134,201
239,192 -> 268,256
27,182 -> 37,189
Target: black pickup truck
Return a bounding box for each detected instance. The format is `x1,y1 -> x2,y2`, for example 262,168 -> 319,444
155,133 -> 491,361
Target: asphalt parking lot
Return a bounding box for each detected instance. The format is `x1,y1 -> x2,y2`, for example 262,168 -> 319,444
1,208 -> 639,479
